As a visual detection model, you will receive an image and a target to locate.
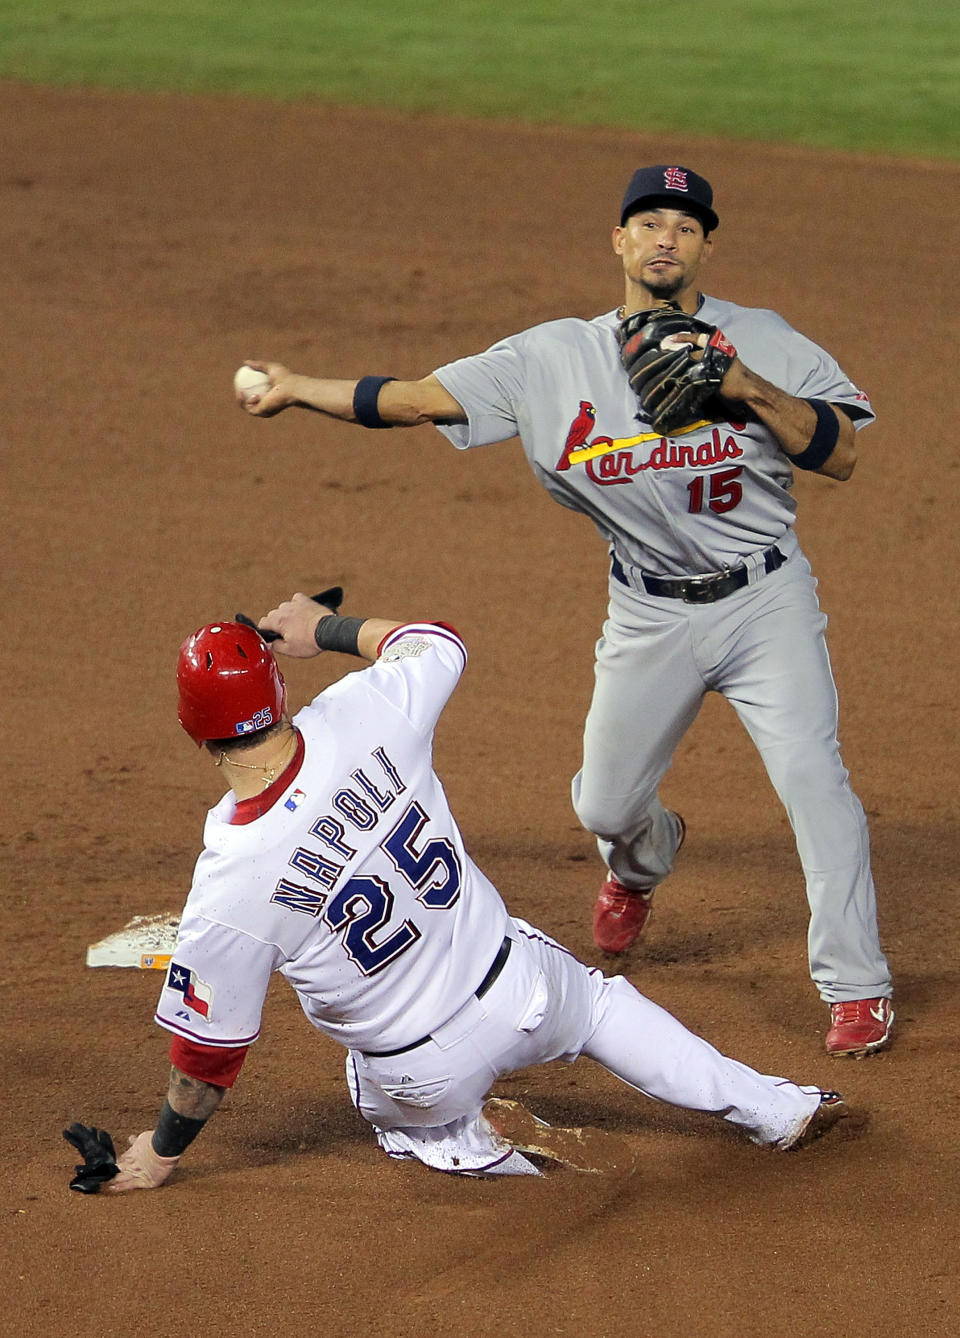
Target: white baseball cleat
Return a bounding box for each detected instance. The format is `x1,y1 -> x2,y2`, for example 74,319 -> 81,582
775,1092 -> 850,1151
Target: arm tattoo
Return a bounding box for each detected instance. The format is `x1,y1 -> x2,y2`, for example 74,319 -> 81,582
167,1065 -> 226,1120
150,1067 -> 227,1158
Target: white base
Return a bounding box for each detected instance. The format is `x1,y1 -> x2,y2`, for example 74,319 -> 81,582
86,912 -> 180,969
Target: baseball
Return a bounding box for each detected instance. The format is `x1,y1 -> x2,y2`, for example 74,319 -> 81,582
234,364 -> 272,401
661,333 -> 708,351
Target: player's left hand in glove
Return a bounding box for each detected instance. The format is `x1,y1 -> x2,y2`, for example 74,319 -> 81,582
619,303 -> 738,434
63,1123 -> 121,1194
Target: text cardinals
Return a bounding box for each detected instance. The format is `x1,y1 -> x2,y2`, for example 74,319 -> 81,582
554,400 -> 746,488
585,429 -> 744,486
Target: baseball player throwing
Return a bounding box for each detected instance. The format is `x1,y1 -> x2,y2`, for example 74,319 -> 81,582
65,593 -> 849,1192
235,165 -> 893,1059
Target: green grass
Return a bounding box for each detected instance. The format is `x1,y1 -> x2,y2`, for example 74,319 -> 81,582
3,0 -> 958,159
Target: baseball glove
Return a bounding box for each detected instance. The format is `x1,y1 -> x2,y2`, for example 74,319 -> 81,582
62,1122 -> 120,1194
618,304 -> 738,434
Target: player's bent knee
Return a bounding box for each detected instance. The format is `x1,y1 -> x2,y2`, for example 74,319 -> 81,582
573,789 -> 655,840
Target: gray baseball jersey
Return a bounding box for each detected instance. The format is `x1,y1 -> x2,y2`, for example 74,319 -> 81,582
433,297 -> 891,1007
433,298 -> 873,577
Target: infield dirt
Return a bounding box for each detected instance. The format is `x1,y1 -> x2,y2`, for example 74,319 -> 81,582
3,82 -> 958,1338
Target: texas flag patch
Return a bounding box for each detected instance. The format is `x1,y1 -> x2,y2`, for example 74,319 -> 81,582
165,961 -> 214,1019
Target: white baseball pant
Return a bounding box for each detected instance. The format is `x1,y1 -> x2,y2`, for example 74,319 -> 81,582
345,920 -> 823,1176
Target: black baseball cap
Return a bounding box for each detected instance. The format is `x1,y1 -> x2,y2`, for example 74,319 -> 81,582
620,165 -> 719,233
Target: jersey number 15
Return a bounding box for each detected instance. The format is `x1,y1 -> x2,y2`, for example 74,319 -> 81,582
687,467 -> 743,515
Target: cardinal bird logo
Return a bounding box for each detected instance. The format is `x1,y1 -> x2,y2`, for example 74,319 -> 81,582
555,400 -> 598,472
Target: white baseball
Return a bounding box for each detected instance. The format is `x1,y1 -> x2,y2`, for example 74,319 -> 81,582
234,365 -> 272,401
661,333 -> 709,351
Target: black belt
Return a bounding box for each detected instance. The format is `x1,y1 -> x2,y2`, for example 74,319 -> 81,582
611,546 -> 786,604
361,936 -> 513,1059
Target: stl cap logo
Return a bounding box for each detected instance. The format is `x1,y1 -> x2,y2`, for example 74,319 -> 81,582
664,167 -> 688,191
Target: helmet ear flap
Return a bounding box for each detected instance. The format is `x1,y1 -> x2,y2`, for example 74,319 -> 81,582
177,621 -> 287,746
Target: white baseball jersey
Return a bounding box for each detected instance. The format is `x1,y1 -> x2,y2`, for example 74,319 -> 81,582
432,298 -> 874,577
155,624 -> 511,1056
154,624 -> 834,1175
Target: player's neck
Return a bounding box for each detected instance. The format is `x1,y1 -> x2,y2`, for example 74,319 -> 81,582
213,725 -> 299,799
621,285 -> 703,317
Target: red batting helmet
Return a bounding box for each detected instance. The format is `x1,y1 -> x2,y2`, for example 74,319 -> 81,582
177,621 -> 287,747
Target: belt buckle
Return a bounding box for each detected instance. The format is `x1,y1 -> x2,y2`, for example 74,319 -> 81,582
682,573 -> 728,604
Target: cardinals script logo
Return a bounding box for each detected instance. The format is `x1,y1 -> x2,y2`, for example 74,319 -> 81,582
554,401 -> 745,486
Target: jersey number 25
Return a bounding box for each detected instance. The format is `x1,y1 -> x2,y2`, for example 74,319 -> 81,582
324,800 -> 462,976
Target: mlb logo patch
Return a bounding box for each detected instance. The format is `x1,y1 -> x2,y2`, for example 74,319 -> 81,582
235,707 -> 275,735
285,788 -> 306,812
165,961 -> 214,1019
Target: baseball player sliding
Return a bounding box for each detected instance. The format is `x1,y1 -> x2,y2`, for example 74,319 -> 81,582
235,165 -> 893,1059
65,593 -> 848,1193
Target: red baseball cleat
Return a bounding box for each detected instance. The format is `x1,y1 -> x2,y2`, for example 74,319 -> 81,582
825,997 -> 894,1057
593,876 -> 655,954
592,813 -> 685,954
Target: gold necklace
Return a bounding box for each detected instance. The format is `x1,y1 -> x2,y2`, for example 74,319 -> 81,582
215,753 -> 280,786
619,295 -> 701,320
215,733 -> 296,789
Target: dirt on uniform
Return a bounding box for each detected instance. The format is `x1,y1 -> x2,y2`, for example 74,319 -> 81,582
3,81 -> 958,1338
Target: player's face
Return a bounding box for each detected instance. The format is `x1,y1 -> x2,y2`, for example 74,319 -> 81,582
612,208 -> 711,302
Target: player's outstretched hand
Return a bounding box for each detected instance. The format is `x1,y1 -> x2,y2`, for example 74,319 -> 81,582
63,1122 -> 120,1194
101,1131 -> 181,1193
235,360 -> 297,417
259,592 -> 330,658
